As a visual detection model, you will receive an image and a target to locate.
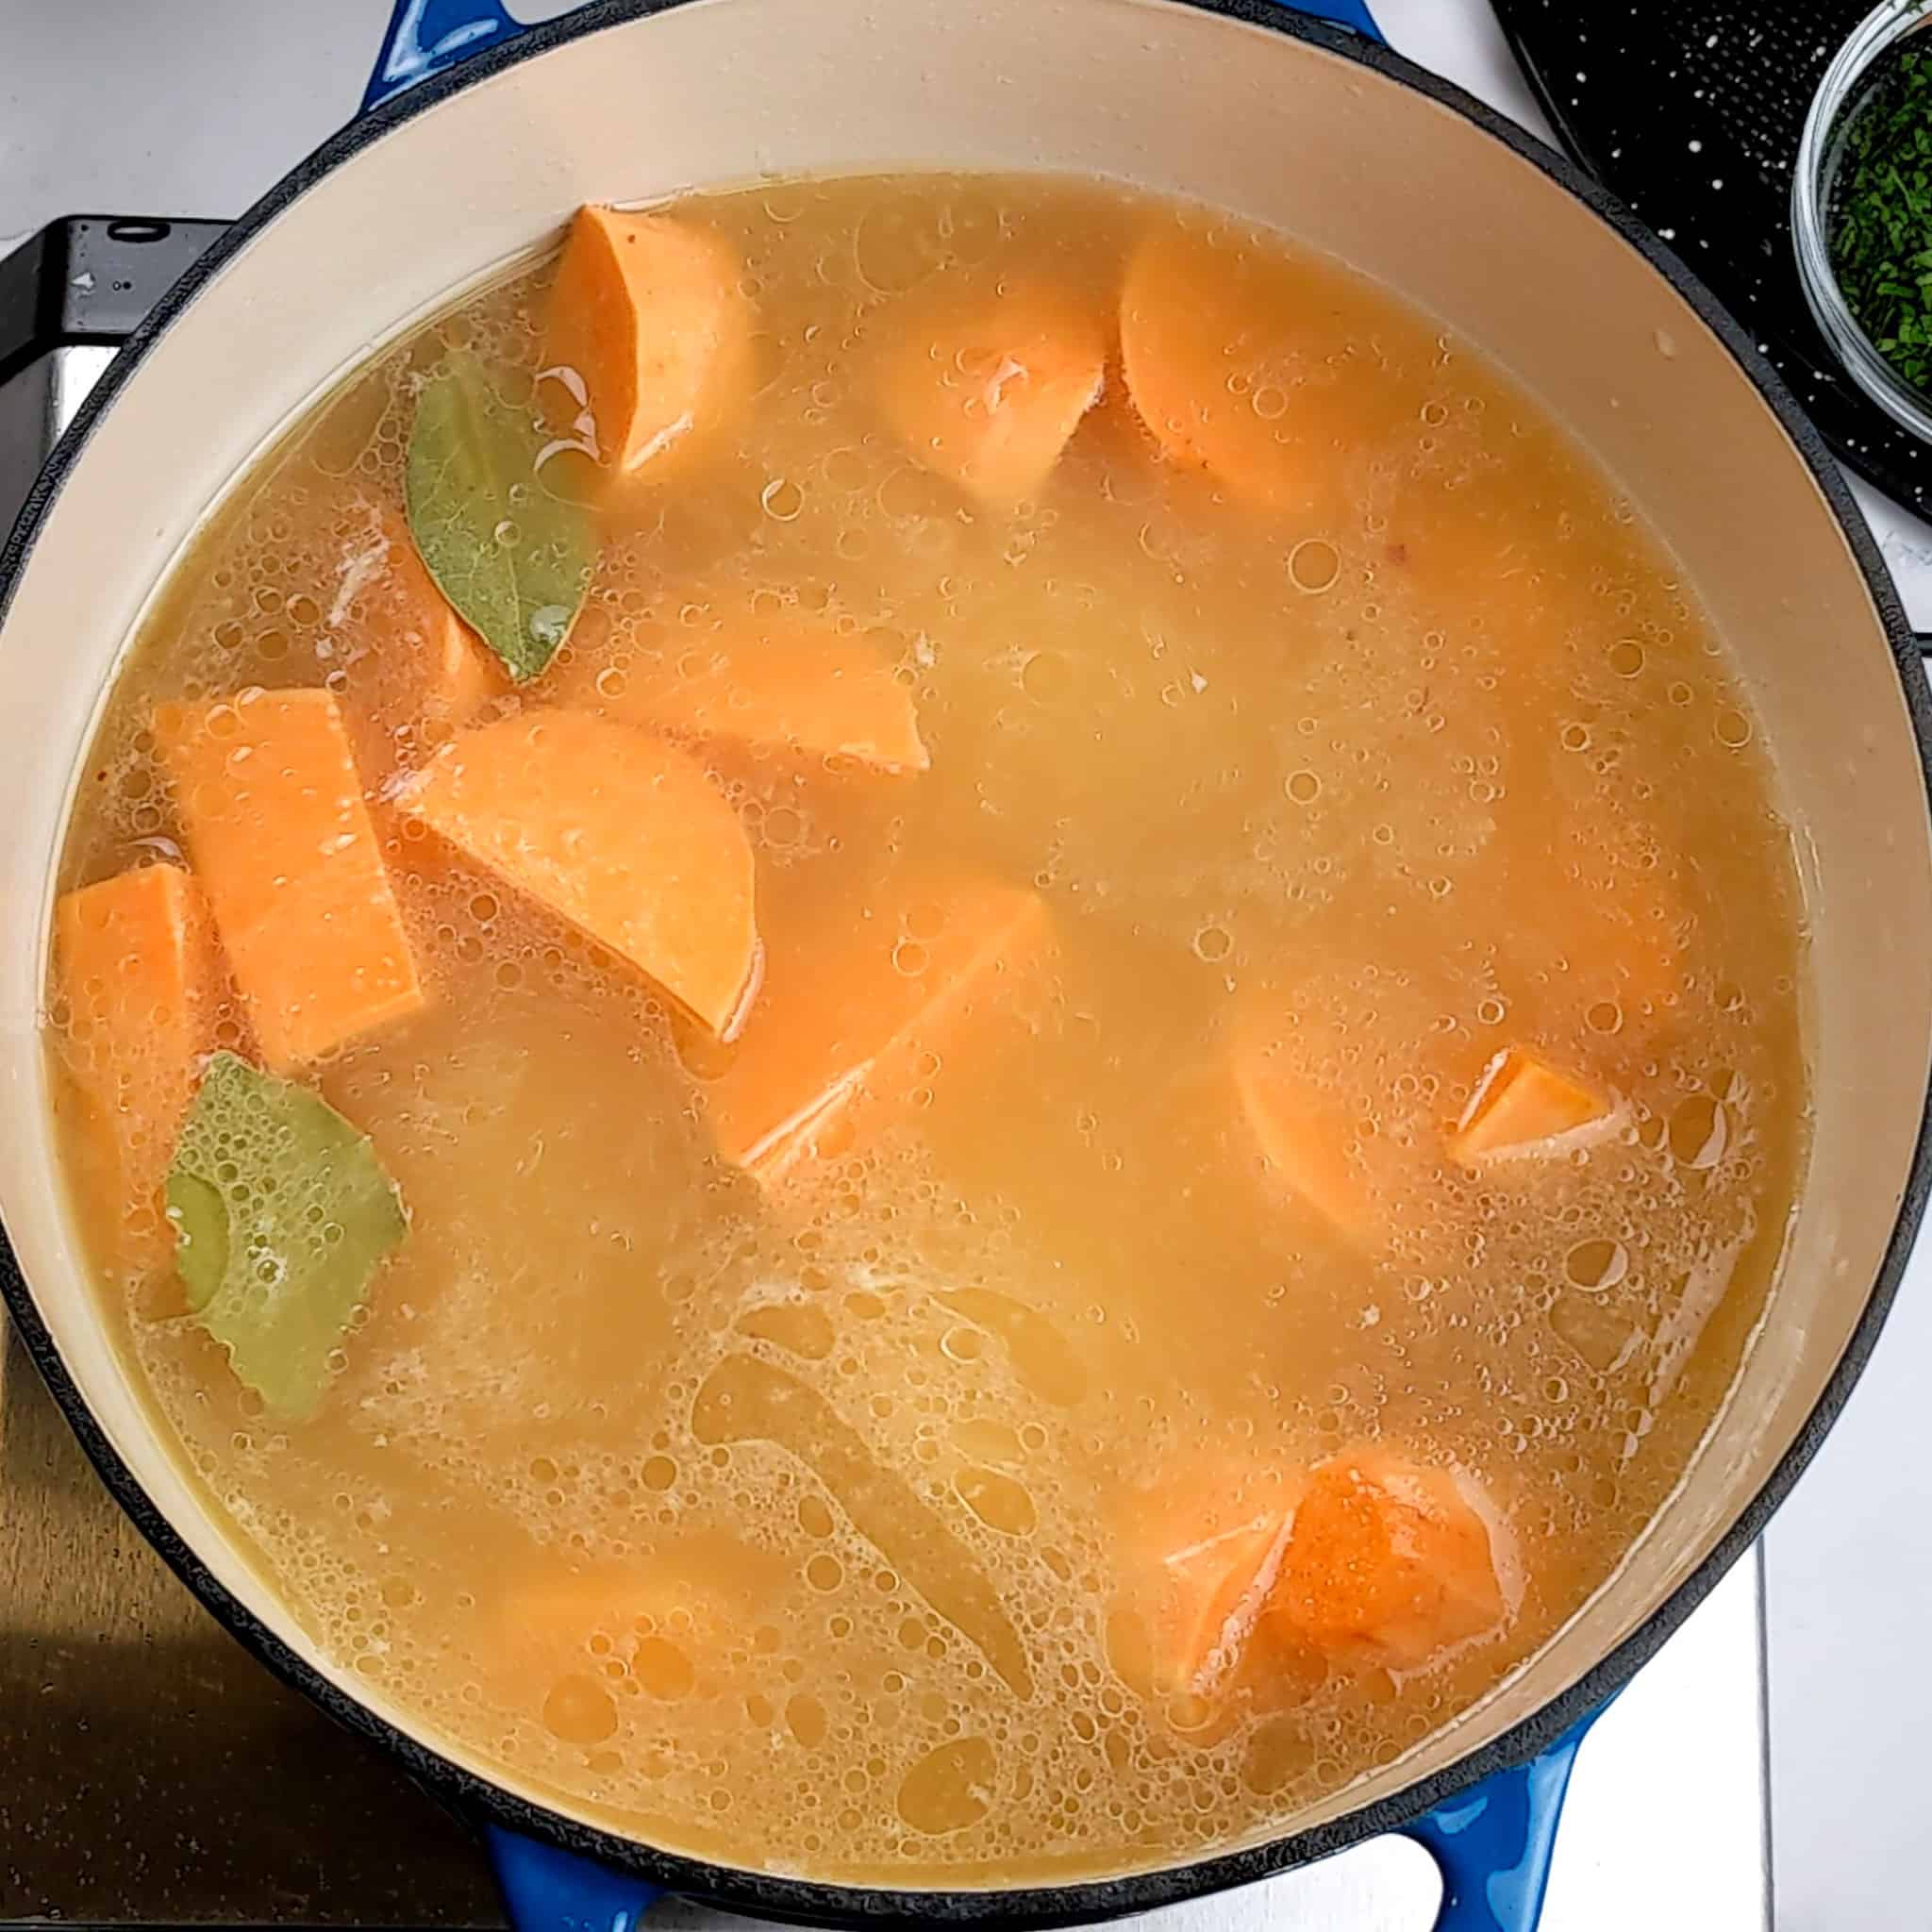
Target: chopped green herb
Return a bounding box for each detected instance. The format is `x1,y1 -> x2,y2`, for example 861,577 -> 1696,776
1830,46 -> 1932,397
405,352 -> 592,682
166,1052 -> 408,1418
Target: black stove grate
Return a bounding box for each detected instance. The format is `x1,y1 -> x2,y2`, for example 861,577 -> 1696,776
1491,0 -> 1932,516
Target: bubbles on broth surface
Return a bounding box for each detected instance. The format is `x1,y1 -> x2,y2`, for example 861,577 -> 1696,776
56,172 -> 1804,1887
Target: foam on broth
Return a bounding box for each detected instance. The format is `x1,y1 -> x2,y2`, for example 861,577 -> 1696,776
45,175 -> 1807,1884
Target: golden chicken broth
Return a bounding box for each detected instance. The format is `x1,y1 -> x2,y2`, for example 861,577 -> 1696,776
44,174 -> 1806,1884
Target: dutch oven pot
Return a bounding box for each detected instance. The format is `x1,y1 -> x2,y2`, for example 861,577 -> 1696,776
3,4 -> 1929,1929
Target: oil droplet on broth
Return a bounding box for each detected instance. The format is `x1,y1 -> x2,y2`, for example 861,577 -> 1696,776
953,1417 -> 1024,1466
897,1736 -> 999,1836
1552,1288 -> 1643,1374
955,1466 -> 1039,1536
1022,651 -> 1073,703
544,1674 -> 619,1745
1289,539 -> 1341,594
1668,1094 -> 1729,1170
788,1692 -> 828,1749
1565,1238 -> 1629,1291
738,1300 -> 838,1358
633,1637 -> 696,1700
1241,1715 -> 1314,1797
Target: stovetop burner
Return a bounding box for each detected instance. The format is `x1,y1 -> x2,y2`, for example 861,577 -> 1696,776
0,217 -> 1771,1932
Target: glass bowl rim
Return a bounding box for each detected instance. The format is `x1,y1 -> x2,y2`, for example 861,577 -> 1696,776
1791,0 -> 1932,446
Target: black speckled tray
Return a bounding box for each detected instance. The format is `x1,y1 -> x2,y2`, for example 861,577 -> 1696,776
1491,0 -> 1931,517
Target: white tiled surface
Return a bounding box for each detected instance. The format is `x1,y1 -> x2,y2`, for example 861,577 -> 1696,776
4,2 -> 1927,1924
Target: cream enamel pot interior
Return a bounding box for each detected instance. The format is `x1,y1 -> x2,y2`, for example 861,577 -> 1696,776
3,3 -> 1930,1928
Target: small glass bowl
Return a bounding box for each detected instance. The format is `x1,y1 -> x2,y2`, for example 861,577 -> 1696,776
1792,0 -> 1932,443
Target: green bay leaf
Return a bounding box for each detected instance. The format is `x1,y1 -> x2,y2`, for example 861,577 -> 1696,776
166,1052 -> 408,1419
405,353 -> 591,682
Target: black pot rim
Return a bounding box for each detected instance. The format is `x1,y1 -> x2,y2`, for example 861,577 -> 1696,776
4,1 -> 1930,1924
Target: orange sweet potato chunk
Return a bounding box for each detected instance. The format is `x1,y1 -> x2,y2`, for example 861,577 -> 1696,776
1541,824 -> 1688,1024
404,709 -> 758,1036
1113,1468 -> 1297,1703
491,1541 -> 765,1737
53,863 -> 222,1273
334,503 -> 506,779
1450,1047 -> 1610,1163
873,280 -> 1107,507
703,876 -> 1046,1185
1120,225 -> 1400,515
562,609 -> 927,774
1228,1008 -> 1385,1245
496,1564 -> 729,1674
155,689 -> 424,1070
1269,1446 -> 1507,1672
544,207 -> 752,478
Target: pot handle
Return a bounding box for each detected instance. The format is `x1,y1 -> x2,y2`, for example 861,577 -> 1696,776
478,1714 -> 1599,1932
1276,0 -> 1384,31
1402,1707 -> 1600,1932
360,0 -> 1384,113
362,0 -> 542,113
487,1827 -> 663,1932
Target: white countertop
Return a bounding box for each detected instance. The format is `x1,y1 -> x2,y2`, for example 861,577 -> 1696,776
4,3 -> 1926,1925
